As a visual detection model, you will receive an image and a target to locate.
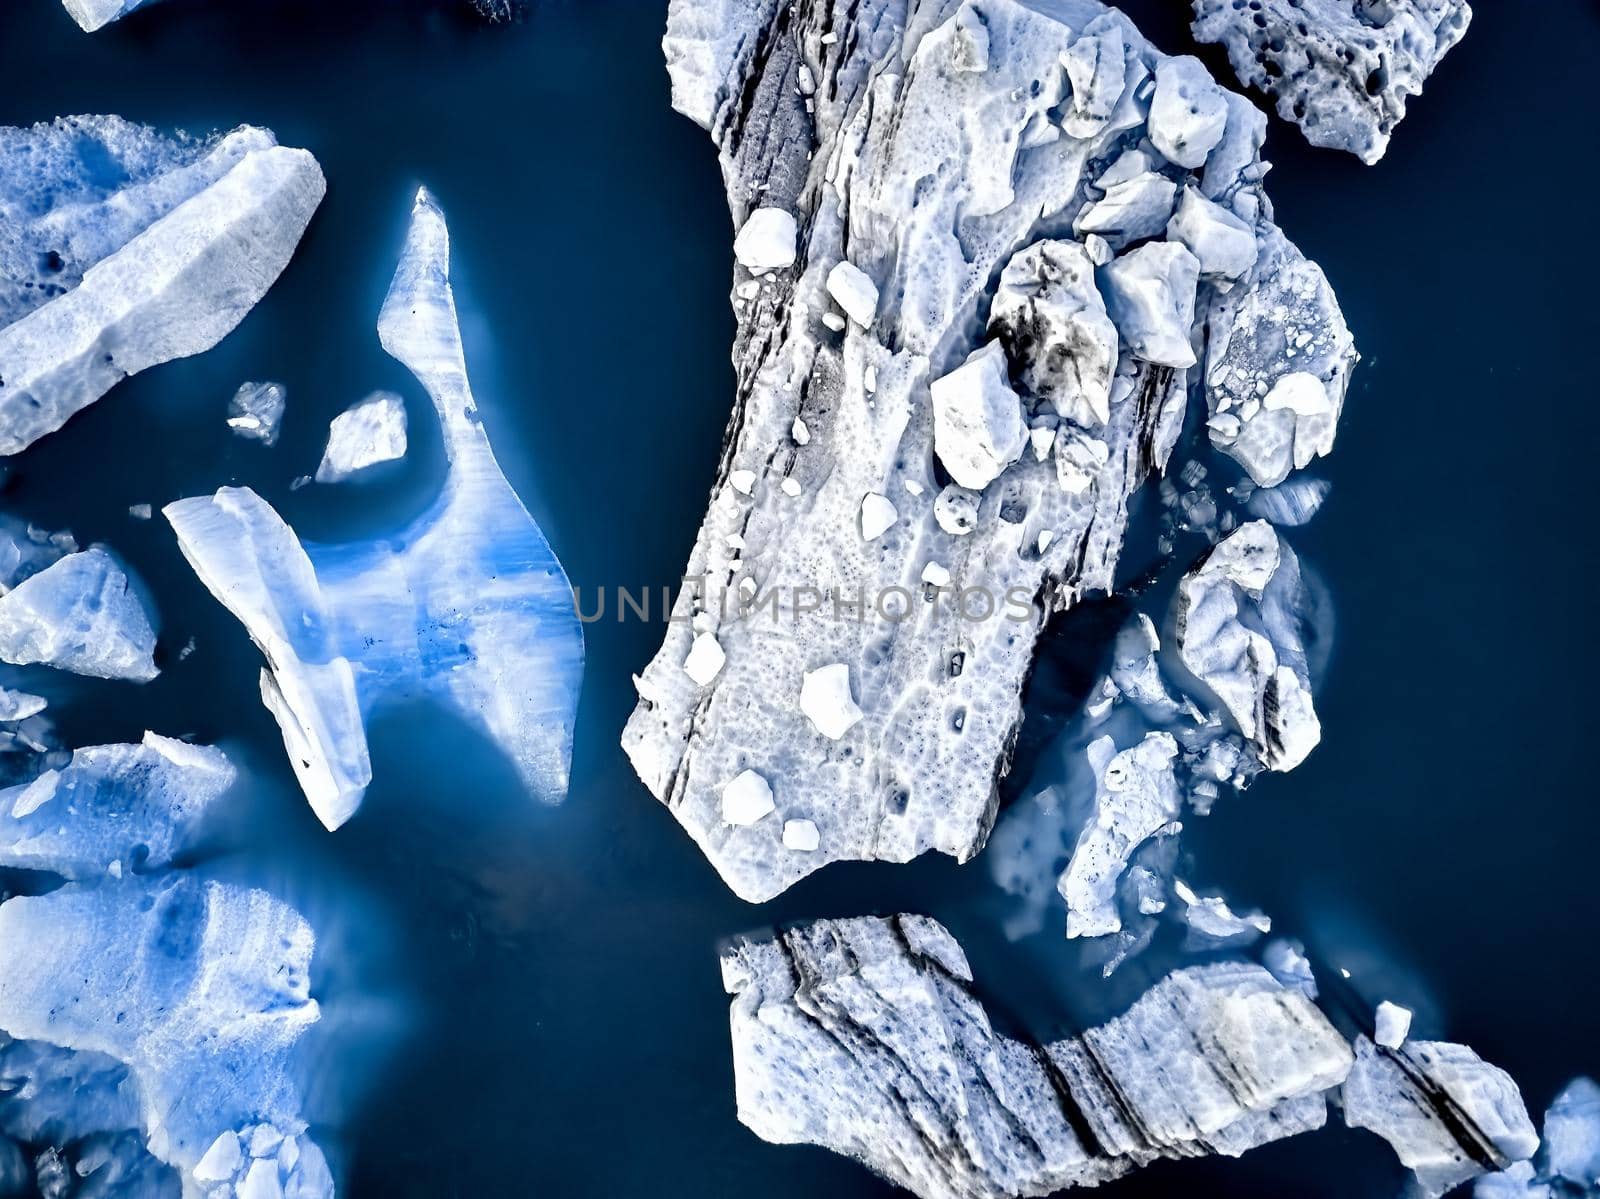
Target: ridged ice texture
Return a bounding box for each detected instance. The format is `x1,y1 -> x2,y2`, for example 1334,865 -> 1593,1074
721,916 -> 1353,1198
167,189 -> 584,831
0,732 -> 231,878
625,0 -> 1355,902
0,545 -> 158,681
1343,1035 -> 1538,1198
0,116 -> 324,455
0,873 -> 332,1197
1191,0 -> 1472,164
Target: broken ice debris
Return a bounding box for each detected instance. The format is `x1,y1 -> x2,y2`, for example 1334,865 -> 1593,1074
0,732 -> 231,878
0,117 -> 324,455
1343,1035 -> 1537,1199
721,770 -> 774,826
629,0 -> 1355,902
226,380 -> 287,444
0,546 -> 157,681
315,389 -> 409,482
1375,1000 -> 1413,1049
1174,878 -> 1271,947
167,189 -> 583,830
798,663 -> 862,741
826,262 -> 878,327
722,916 -> 1353,1199
1192,0 -> 1472,164
1173,521 -> 1321,772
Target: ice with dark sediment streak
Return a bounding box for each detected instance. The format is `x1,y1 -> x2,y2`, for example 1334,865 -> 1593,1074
167,189 -> 584,830
0,545 -> 158,681
1191,0 -> 1472,164
0,115 -> 323,455
721,915 -> 1353,1199
626,0 -> 1355,903
1343,1035 -> 1538,1199
0,733 -> 332,1198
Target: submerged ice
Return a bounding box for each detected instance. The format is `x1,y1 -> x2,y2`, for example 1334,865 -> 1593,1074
627,0 -> 1355,903
0,116 -> 323,455
167,190 -> 584,829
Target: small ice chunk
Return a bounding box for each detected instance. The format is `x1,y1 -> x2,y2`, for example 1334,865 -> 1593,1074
315,391 -> 408,483
929,342 -> 1027,490
729,469 -> 757,495
239,1157 -> 283,1199
800,663 -> 863,740
921,561 -> 951,587
128,503 -> 153,520
780,477 -> 802,497
227,382 -> 288,446
933,486 -> 980,536
194,1132 -> 243,1183
826,262 -> 879,327
1544,1076 -> 1600,1185
1029,426 -> 1056,460
1263,938 -> 1318,999
859,493 -> 898,541
1101,242 -> 1201,368
1376,1000 -> 1413,1049
0,687 -> 46,723
1148,56 -> 1229,168
782,819 -> 820,851
1175,879 -> 1270,945
722,769 -> 775,825
1247,477 -> 1331,527
792,417 -> 811,445
1166,188 -> 1258,279
0,547 -> 158,681
1264,371 -> 1334,416
684,632 -> 726,685
1074,173 -> 1179,250
733,208 -> 798,272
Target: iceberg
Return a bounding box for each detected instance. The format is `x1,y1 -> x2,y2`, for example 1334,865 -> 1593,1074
625,0 -> 1354,902
1192,0 -> 1472,164
167,190 -> 584,829
722,915 -> 1353,1198
1343,1035 -> 1538,1198
315,390 -> 408,483
0,545 -> 158,681
0,116 -> 323,455
0,729 -> 331,1198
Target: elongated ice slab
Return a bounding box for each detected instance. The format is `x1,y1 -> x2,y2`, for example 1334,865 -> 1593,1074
1192,0 -> 1472,164
722,915 -> 1353,1198
628,0 -> 1353,902
0,116 -> 323,455
167,190 -> 584,829
0,545 -> 158,681
1343,1035 -> 1537,1198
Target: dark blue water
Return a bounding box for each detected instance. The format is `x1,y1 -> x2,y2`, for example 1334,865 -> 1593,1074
1,1 -> 1596,1195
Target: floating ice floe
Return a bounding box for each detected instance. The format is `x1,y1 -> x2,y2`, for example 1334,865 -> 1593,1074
58,0 -> 156,32
167,190 -> 583,829
0,735 -> 332,1198
1192,0 -> 1472,164
1343,1035 -> 1537,1198
0,116 -> 323,455
316,389 -> 409,482
0,545 -> 158,681
627,0 -> 1354,902
227,380 -> 288,445
722,915 -> 1353,1199
1475,1076 -> 1600,1197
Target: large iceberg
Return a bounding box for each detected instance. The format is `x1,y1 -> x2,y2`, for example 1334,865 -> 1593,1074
1192,0 -> 1473,164
0,735 -> 331,1198
167,190 -> 584,830
624,0 -> 1355,902
722,915 -> 1353,1198
0,116 -> 323,455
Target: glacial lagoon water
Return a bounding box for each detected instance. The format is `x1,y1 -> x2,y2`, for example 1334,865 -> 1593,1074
1,0 -> 1598,1195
